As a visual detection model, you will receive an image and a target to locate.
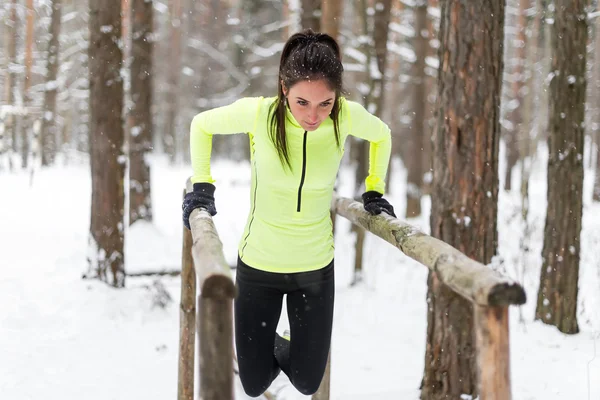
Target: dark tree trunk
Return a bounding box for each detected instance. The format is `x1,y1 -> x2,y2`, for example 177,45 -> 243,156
88,0 -> 126,288
129,0 -> 154,225
320,0 -> 341,40
405,1 -> 427,218
503,0 -> 529,192
422,2 -> 504,399
592,13 -> 600,202
300,0 -> 320,31
163,0 -> 181,163
40,0 -> 63,167
535,0 -> 587,335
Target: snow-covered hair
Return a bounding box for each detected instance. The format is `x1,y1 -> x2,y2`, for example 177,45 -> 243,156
269,29 -> 344,170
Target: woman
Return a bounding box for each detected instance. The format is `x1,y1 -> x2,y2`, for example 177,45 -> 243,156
182,29 -> 395,397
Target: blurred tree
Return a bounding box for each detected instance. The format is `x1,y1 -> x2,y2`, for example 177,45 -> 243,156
351,0 -> 392,285
88,0 -> 126,287
301,0 -> 320,31
404,0 -> 427,218
503,0 -> 529,192
129,0 -> 154,225
163,0 -> 182,164
320,0 -> 341,40
592,9 -> 600,202
422,1 -> 504,399
535,0 -> 587,334
21,0 -> 34,169
40,0 -> 63,166
2,0 -> 18,170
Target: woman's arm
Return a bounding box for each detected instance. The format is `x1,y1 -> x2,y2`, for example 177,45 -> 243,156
190,97 -> 262,184
344,100 -> 392,194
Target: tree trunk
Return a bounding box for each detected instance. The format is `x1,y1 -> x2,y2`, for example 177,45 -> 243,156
163,0 -> 181,163
534,0 -> 587,335
40,0 -> 63,167
320,0 -> 341,40
300,0 -> 320,31
352,0 -> 391,284
21,0 -> 35,169
405,1 -> 427,218
2,0 -> 18,170
88,0 -> 126,288
422,2 -> 504,399
503,0 -> 529,192
129,0 -> 154,225
592,15 -> 600,202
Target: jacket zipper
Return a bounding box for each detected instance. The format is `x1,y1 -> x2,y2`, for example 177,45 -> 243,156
296,131 -> 308,212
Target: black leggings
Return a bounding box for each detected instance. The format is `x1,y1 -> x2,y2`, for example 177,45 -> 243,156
234,257 -> 335,397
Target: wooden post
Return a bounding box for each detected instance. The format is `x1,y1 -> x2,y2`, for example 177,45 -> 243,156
189,206 -> 236,400
199,284 -> 235,400
332,195 -> 527,307
312,208 -> 336,400
475,305 -> 512,400
178,189 -> 196,400
312,350 -> 331,400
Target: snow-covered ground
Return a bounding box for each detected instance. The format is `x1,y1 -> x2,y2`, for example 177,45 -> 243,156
0,146 -> 598,400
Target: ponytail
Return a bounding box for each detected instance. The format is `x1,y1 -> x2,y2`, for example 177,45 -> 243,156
269,29 -> 345,170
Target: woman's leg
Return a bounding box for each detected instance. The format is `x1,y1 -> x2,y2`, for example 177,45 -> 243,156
234,259 -> 285,397
276,260 -> 335,396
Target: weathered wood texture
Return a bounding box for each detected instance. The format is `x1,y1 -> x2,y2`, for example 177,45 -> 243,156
332,196 -> 525,307
311,209 -> 336,400
189,207 -> 236,400
475,305 -> 511,400
199,295 -> 234,400
178,213 -> 196,400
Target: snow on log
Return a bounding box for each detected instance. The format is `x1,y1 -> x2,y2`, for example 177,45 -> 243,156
332,195 -> 526,307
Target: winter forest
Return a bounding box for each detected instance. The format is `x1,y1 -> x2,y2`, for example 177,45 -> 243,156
1,0 -> 600,399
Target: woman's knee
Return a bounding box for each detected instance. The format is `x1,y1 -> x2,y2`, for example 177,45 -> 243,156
293,377 -> 323,396
239,374 -> 271,398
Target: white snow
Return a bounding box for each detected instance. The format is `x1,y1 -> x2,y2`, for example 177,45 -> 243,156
0,148 -> 599,399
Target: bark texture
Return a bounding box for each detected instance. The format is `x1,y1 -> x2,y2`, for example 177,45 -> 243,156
129,0 -> 154,225
178,217 -> 196,400
88,0 -> 126,287
423,2 -> 505,399
535,0 -> 587,335
188,207 -> 235,400
405,1 -> 428,218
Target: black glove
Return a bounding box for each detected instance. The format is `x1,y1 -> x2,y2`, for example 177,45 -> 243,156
182,182 -> 217,229
362,191 -> 396,218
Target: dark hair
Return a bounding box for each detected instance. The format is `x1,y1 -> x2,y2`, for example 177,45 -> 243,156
269,29 -> 344,170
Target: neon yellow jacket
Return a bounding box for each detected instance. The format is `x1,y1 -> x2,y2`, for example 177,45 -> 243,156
190,96 -> 391,273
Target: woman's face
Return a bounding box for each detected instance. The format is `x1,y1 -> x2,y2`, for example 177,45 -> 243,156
283,79 -> 336,131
